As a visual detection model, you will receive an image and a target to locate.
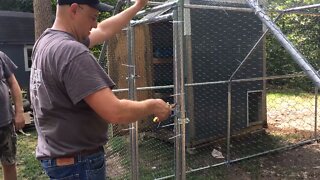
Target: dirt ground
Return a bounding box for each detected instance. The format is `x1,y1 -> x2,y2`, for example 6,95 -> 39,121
106,107 -> 320,179
106,138 -> 320,179
224,108 -> 320,180
225,142 -> 320,180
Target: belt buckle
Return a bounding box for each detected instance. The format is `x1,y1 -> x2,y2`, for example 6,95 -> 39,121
56,157 -> 75,166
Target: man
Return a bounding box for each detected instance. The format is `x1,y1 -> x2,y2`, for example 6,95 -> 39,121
0,51 -> 25,180
30,0 -> 171,179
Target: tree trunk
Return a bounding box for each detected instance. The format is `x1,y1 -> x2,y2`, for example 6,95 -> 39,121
33,0 -> 52,40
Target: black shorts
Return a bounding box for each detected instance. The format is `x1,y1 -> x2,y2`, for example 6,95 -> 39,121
0,123 -> 17,165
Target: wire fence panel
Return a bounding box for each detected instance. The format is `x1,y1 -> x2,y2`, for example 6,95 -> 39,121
5,0 -> 320,179
103,0 -> 320,179
105,29 -> 131,179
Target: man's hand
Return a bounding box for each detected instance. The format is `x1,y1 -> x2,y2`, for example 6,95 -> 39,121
152,99 -> 172,122
14,112 -> 25,130
134,0 -> 148,8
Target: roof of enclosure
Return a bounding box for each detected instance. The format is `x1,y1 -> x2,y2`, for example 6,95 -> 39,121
149,0 -> 267,5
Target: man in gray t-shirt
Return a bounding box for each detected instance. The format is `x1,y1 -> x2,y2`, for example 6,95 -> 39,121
30,0 -> 171,179
0,51 -> 25,180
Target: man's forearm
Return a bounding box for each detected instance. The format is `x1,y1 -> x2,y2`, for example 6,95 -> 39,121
11,84 -> 24,114
98,3 -> 142,32
89,2 -> 146,47
8,75 -> 24,113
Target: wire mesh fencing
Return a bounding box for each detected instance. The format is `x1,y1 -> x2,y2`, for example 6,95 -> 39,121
104,0 -> 320,179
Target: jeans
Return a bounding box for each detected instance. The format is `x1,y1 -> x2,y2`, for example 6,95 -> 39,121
40,150 -> 106,180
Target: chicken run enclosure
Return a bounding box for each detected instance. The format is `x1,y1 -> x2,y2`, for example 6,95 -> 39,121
98,0 -> 320,179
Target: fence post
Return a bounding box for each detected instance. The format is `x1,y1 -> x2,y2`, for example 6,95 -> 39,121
173,0 -> 186,179
315,87 -> 318,141
127,15 -> 139,180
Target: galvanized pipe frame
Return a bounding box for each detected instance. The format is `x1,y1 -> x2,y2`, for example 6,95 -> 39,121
127,0 -> 188,180
315,87 -> 319,140
125,1 -> 140,180
246,0 -> 320,88
183,2 -> 320,15
185,0 -> 319,177
127,25 -> 139,180
112,73 -> 312,93
119,0 -> 317,179
226,12 -> 283,164
135,0 -> 177,17
184,3 -> 254,12
270,3 -> 320,16
181,5 -> 319,163
173,0 -> 187,179
131,0 -> 167,6
131,13 -> 173,27
112,72 -> 309,94
282,3 -> 320,13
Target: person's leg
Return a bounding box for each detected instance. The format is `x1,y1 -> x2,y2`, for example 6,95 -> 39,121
2,163 -> 17,180
0,123 -> 17,180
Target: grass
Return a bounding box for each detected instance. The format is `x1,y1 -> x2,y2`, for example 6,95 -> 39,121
267,90 -> 316,110
0,130 -> 47,180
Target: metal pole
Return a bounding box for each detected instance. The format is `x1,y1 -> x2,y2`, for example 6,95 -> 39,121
135,1 -> 177,17
226,13 -> 284,167
178,0 -> 186,178
246,0 -> 320,88
112,73 -> 307,93
229,14 -> 283,81
128,26 -> 139,180
184,4 -> 254,12
315,87 -> 318,140
227,82 -> 231,164
173,0 -> 186,178
127,1 -> 139,179
283,3 -> 320,13
173,8 -> 181,180
131,13 -> 173,27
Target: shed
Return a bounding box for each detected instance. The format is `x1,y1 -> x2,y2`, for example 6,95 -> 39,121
109,0 -> 267,147
0,11 -> 35,91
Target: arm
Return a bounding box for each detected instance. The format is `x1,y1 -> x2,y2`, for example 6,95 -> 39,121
88,0 -> 148,48
7,74 -> 25,130
84,88 -> 171,124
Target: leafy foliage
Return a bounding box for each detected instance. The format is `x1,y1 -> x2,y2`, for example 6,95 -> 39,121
91,0 -> 119,59
0,0 -> 33,12
266,0 -> 320,90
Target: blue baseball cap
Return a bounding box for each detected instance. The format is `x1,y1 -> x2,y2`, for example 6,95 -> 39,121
57,0 -> 114,12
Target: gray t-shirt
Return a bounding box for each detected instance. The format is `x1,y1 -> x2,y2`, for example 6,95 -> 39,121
0,51 -> 17,127
30,29 -> 115,158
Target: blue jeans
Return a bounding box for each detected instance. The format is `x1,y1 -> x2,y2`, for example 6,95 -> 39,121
40,150 -> 106,180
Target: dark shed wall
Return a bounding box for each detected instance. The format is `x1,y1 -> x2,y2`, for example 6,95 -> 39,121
0,44 -> 30,90
188,9 -> 264,143
0,11 -> 34,44
0,11 -> 35,90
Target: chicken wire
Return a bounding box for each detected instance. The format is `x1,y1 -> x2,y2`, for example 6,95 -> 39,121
104,0 -> 320,179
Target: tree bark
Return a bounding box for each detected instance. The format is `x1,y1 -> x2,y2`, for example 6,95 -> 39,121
33,0 -> 52,40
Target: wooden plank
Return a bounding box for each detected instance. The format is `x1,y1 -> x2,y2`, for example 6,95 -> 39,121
107,24 -> 154,134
